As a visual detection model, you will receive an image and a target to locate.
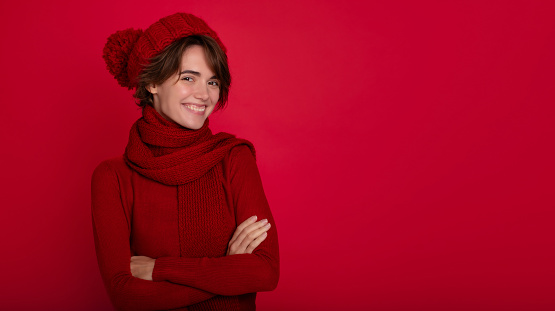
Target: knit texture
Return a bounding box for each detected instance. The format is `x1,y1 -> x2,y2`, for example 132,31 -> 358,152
103,13 -> 226,89
91,107 -> 279,310
125,104 -> 255,257
124,105 -> 251,184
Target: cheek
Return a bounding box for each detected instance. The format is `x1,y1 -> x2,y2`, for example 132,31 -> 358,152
210,89 -> 220,102
180,86 -> 193,97
157,87 -> 173,104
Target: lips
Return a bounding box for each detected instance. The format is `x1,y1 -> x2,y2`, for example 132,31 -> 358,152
182,103 -> 206,115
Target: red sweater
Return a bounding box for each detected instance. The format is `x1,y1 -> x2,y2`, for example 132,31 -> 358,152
91,145 -> 279,311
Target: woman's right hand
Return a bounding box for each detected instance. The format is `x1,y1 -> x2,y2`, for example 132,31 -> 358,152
226,216 -> 271,255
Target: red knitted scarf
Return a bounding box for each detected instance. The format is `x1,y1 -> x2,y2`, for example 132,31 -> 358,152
124,104 -> 255,258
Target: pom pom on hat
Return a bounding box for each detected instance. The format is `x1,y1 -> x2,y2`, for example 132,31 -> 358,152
103,13 -> 226,90
103,28 -> 144,89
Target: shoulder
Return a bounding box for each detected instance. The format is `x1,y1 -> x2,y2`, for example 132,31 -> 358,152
216,132 -> 257,175
222,138 -> 262,184
224,136 -> 256,168
229,143 -> 255,161
91,156 -> 131,183
215,130 -> 255,163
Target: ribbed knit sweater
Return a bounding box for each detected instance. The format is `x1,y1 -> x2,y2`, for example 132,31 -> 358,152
91,145 -> 279,311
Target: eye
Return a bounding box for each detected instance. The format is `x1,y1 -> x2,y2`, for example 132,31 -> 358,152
208,80 -> 220,87
181,76 -> 193,82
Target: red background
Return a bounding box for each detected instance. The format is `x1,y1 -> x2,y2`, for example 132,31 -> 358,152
1,0 -> 554,310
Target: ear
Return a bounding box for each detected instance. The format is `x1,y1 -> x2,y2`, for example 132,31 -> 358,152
147,84 -> 158,94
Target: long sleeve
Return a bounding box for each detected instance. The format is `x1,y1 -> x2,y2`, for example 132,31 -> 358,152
91,160 -> 216,311
151,145 -> 280,296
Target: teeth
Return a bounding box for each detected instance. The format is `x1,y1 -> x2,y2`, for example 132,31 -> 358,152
185,104 -> 205,112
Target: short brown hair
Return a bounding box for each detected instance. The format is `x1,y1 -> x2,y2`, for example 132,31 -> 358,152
133,35 -> 231,110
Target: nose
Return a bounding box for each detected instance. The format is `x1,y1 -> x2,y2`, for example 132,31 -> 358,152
194,83 -> 209,102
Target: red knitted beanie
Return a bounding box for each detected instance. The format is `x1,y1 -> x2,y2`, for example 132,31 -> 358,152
103,13 -> 227,89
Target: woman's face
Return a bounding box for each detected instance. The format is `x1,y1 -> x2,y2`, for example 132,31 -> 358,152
149,45 -> 220,130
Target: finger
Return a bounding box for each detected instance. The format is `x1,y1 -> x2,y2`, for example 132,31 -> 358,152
228,221 -> 268,255
229,217 -> 266,246
245,232 -> 268,254
229,215 -> 257,245
130,263 -> 137,276
238,222 -> 271,250
233,220 -> 269,248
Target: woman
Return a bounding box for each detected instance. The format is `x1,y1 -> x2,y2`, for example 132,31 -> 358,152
91,13 -> 279,311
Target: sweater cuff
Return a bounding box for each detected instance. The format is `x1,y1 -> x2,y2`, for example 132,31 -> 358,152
152,257 -> 197,283
152,257 -> 172,282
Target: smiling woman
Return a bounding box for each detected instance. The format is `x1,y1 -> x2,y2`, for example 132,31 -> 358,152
133,34 -> 231,130
147,45 -> 220,130
92,12 -> 279,311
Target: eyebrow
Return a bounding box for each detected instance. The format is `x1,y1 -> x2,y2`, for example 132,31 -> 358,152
179,70 -> 217,79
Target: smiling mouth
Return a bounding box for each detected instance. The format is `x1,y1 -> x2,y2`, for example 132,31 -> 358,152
183,103 -> 206,112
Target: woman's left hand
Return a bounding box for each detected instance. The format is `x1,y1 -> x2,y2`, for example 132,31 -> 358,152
130,256 -> 156,281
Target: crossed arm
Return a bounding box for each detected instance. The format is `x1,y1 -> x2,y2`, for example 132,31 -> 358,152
129,215 -> 271,282
91,146 -> 279,310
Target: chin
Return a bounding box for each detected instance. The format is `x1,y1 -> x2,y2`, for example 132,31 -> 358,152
179,119 -> 205,130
